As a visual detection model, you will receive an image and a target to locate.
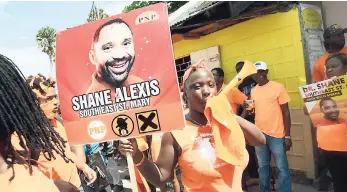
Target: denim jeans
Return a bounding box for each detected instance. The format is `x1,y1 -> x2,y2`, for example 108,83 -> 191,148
255,134 -> 291,192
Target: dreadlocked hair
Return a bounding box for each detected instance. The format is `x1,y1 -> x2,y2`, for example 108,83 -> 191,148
0,54 -> 72,181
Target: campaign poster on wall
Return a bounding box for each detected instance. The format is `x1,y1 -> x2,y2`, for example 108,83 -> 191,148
299,75 -> 347,127
56,3 -> 185,145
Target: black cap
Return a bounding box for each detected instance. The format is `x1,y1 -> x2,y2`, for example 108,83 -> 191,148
323,24 -> 346,39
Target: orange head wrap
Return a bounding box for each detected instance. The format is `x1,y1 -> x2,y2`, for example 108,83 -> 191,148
181,59 -> 212,90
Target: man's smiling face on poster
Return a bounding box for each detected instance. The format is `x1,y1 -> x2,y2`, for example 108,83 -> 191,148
320,97 -> 340,121
89,19 -> 135,88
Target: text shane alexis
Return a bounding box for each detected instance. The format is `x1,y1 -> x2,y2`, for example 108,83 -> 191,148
72,80 -> 160,118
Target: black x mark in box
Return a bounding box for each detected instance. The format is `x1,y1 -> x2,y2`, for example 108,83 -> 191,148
135,109 -> 161,134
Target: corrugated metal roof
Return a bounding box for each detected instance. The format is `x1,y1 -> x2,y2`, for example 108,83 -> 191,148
168,1 -> 219,27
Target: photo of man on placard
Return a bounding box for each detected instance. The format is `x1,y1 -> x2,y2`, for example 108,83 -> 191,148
316,97 -> 346,126
88,18 -> 143,93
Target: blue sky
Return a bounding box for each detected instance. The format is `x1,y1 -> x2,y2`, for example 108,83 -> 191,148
0,1 -> 132,77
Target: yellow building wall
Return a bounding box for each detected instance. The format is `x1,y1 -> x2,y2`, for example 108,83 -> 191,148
173,8 -> 306,108
173,8 -> 315,178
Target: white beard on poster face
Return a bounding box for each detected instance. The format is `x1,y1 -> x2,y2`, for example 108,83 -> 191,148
197,138 -> 217,167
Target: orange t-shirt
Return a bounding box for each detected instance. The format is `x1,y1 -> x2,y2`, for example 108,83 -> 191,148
1,165 -> 60,192
39,120 -> 81,187
312,47 -> 347,82
251,81 -> 290,138
0,155 -> 77,192
315,117 -> 346,127
315,118 -> 347,151
316,122 -> 347,152
219,84 -> 247,113
171,121 -> 249,192
11,120 -> 81,188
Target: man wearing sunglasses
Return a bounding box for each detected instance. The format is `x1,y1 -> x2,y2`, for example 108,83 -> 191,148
312,24 -> 347,83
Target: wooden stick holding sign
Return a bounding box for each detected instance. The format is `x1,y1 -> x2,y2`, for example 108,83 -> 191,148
126,152 -> 138,192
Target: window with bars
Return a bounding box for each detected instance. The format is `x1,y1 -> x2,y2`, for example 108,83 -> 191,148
175,55 -> 191,87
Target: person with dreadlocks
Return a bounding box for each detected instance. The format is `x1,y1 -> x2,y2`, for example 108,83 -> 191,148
0,54 -> 79,191
119,59 -> 265,191
11,74 -> 97,189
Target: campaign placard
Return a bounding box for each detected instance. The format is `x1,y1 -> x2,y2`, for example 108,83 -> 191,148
299,75 -> 347,127
56,3 -> 185,145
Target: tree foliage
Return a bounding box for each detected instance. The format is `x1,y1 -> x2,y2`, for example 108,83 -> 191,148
36,26 -> 57,65
87,2 -> 109,23
122,1 -> 187,14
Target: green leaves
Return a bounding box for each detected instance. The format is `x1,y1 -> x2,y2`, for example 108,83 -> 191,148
122,1 -> 187,14
36,26 -> 57,63
87,6 -> 109,23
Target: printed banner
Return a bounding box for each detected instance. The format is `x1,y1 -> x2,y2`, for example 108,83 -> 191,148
56,3 -> 185,145
299,75 -> 347,127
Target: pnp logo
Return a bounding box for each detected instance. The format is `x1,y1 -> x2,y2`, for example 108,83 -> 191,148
88,120 -> 107,140
135,11 -> 159,25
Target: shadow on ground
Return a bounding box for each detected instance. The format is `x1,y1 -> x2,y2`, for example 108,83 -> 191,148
247,181 -> 333,192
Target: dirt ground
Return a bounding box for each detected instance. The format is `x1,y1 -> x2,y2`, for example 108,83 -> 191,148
247,181 -> 333,192
124,179 -> 334,192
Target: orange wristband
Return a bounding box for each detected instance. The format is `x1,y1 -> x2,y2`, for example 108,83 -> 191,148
135,152 -> 145,167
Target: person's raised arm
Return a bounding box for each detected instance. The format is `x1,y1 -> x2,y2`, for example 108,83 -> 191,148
235,115 -> 265,146
120,132 -> 178,187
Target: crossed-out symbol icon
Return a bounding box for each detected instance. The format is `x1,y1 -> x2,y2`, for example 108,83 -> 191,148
139,112 -> 158,131
135,110 -> 161,134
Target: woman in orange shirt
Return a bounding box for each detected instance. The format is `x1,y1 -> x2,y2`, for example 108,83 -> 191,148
119,59 -> 265,191
0,54 -> 78,191
314,53 -> 347,192
325,53 -> 347,78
